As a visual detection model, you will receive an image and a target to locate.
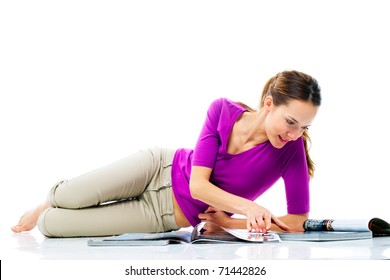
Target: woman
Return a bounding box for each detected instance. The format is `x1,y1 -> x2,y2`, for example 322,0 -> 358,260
12,70 -> 321,237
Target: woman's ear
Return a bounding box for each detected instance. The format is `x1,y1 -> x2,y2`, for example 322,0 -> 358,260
263,96 -> 273,111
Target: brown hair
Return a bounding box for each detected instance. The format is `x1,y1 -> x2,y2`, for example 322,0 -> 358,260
240,70 -> 321,177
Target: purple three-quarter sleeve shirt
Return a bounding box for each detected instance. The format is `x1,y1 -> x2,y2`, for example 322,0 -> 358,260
171,98 -> 310,226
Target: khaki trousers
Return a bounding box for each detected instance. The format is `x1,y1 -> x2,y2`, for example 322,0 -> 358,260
37,147 -> 180,237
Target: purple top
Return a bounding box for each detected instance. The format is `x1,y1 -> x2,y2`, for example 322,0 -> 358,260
171,98 -> 310,226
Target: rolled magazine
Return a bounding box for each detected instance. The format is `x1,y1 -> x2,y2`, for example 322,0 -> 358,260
303,217 -> 390,236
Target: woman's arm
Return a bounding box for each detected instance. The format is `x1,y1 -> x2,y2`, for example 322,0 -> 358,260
270,213 -> 308,232
190,166 -> 290,232
198,206 -> 308,232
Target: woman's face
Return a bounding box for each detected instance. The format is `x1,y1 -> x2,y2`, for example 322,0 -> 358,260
264,98 -> 319,149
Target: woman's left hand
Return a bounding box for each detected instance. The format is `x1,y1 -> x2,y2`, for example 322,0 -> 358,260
198,206 -> 232,228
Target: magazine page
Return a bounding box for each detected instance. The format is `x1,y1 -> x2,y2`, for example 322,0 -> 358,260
87,239 -> 171,246
103,231 -> 193,242
87,230 -> 193,246
191,222 -> 240,243
277,231 -> 372,242
223,228 -> 281,242
191,222 -> 281,243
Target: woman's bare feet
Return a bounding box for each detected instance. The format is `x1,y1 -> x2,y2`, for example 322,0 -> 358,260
11,201 -> 51,233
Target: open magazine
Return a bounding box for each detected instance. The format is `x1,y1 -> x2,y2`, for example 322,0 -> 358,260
303,217 -> 390,236
88,222 -> 281,246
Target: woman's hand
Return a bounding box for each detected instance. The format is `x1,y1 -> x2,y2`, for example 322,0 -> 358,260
245,202 -> 290,233
191,166 -> 291,232
198,206 -> 232,228
198,205 -> 292,233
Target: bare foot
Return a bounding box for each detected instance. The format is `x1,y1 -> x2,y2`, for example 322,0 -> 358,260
11,202 -> 51,233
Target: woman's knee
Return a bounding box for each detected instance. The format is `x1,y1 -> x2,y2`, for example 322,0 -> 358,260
37,208 -> 56,237
49,180 -> 87,209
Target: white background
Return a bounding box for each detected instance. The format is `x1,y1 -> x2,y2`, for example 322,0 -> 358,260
1,0 -> 389,236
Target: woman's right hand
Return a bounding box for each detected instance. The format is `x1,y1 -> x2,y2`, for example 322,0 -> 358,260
190,166 -> 291,232
245,202 -> 290,233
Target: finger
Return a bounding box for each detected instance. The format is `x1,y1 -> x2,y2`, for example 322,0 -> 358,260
198,213 -> 206,219
246,219 -> 253,232
204,206 -> 214,213
263,212 -> 272,231
250,216 -> 264,233
256,216 -> 268,232
198,212 -> 212,220
205,206 -> 219,213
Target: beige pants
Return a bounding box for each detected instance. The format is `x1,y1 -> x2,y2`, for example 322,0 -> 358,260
37,147 -> 180,237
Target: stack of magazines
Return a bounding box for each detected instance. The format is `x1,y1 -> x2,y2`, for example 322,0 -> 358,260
88,217 -> 390,246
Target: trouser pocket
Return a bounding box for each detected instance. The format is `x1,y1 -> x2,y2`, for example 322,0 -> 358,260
142,147 -> 178,231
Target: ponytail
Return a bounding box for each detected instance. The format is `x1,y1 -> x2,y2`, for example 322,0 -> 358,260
302,130 -> 315,177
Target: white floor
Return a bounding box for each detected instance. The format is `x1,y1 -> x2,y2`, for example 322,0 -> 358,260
2,227 -> 390,260
2,225 -> 390,279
